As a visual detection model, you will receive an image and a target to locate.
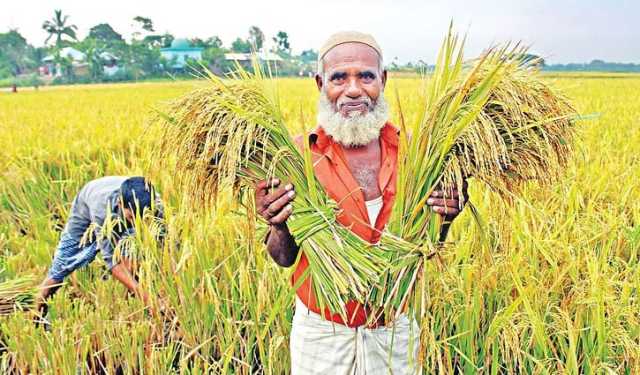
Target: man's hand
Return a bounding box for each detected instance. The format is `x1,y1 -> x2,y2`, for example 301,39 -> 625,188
255,178 -> 296,225
255,178 -> 299,267
427,180 -> 469,242
111,260 -> 148,304
427,188 -> 467,220
426,180 -> 469,220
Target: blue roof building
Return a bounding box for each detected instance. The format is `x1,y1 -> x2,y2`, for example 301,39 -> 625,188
160,39 -> 204,69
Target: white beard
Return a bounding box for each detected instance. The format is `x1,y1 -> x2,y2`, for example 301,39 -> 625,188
316,92 -> 389,147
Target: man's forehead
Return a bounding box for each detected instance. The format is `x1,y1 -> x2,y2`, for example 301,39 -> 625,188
323,43 -> 380,70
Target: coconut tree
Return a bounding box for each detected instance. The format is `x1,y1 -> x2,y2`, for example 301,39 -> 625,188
42,9 -> 78,47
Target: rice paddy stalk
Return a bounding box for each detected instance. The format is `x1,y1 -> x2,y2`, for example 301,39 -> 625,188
155,26 -> 577,325
376,25 -> 577,319
0,275 -> 38,315
154,64 -> 401,319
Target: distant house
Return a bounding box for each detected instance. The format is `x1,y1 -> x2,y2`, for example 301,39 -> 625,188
224,51 -> 283,69
43,46 -> 86,63
99,52 -> 121,76
41,47 -> 88,77
40,47 -> 121,78
160,39 -> 204,69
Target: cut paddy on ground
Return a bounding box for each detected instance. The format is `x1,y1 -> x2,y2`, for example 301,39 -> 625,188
0,73 -> 638,373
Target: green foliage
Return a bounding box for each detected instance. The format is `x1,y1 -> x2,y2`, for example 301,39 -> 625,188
545,59 -> 640,72
142,33 -> 174,49
81,39 -> 106,81
87,23 -> 123,45
52,54 -> 76,81
0,30 -> 38,78
2,9 -> 640,88
133,16 -> 155,33
42,9 -> 78,47
248,26 -> 265,51
231,38 -> 252,53
272,31 -> 291,57
0,73 -> 42,88
123,40 -> 163,78
202,46 -> 232,75
190,36 -> 223,49
299,49 -> 318,63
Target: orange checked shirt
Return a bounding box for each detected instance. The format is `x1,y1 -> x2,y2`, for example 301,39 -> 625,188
292,122 -> 399,327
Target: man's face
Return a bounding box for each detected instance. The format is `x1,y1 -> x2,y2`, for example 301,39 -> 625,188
316,42 -> 387,117
122,207 -> 135,224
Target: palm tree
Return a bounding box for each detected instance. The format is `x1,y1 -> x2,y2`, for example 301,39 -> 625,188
42,10 -> 78,47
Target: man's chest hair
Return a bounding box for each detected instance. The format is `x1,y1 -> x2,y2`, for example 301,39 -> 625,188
346,158 -> 381,198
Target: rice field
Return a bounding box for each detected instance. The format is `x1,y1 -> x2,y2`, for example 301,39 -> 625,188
0,72 -> 638,373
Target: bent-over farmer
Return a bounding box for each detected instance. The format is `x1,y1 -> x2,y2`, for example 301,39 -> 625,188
255,32 -> 468,374
36,176 -> 164,314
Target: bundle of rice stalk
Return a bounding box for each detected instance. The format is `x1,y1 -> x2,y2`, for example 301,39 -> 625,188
370,27 -> 577,319
156,27 -> 576,323
154,66 -> 412,319
0,275 -> 38,315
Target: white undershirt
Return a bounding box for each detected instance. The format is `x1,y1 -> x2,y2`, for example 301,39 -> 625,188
365,196 -> 384,227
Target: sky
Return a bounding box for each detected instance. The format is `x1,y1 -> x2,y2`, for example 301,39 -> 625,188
1,0 -> 638,64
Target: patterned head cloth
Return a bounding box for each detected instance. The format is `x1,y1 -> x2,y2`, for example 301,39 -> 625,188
318,31 -> 383,69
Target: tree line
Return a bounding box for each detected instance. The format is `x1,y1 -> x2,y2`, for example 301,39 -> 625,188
0,10 -> 319,86
2,9 -> 639,87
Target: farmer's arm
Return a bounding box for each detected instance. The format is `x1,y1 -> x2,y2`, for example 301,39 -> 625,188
255,179 -> 299,267
111,260 -> 149,305
39,194 -> 91,302
100,233 -> 149,304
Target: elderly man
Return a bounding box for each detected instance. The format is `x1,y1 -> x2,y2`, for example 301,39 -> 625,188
255,32 -> 466,374
36,176 -> 164,315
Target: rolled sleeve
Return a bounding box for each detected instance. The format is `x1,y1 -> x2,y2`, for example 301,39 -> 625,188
47,195 -> 93,281
63,195 -> 92,243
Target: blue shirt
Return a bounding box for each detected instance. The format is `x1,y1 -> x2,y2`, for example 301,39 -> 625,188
64,176 -> 163,269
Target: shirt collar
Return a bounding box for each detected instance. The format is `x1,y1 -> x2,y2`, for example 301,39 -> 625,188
108,190 -> 121,216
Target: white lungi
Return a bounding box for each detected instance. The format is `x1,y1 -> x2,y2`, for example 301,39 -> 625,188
290,297 -> 422,375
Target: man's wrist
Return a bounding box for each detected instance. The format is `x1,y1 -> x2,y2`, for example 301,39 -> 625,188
270,222 -> 289,233
264,222 -> 286,245
438,222 -> 451,242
